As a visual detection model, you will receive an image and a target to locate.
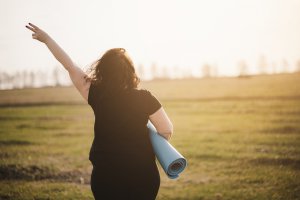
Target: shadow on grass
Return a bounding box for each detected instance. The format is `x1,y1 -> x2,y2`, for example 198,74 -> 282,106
0,164 -> 90,184
0,116 -> 25,121
0,140 -> 34,146
194,154 -> 223,160
16,124 -> 63,130
260,125 -> 300,134
250,157 -> 300,170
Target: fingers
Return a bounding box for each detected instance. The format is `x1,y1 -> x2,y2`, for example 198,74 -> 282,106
29,23 -> 39,29
25,23 -> 39,33
25,25 -> 36,32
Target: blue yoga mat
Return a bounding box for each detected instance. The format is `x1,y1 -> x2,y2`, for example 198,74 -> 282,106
147,122 -> 187,179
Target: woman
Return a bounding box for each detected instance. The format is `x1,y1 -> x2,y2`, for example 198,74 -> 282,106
25,23 -> 173,200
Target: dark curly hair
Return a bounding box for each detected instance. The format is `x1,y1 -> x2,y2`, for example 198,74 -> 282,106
88,48 -> 140,95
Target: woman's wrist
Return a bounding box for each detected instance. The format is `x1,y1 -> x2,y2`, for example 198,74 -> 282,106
43,34 -> 51,44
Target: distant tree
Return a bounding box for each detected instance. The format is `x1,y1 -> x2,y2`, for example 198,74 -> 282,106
161,65 -> 169,79
22,70 -> 30,88
296,60 -> 300,73
212,64 -> 218,77
257,55 -> 268,74
29,71 -> 36,87
0,72 -> 7,89
0,72 -> 3,89
237,60 -> 248,77
281,59 -> 289,73
155,64 -> 168,79
150,63 -> 159,79
173,65 -> 182,79
202,63 -> 212,78
39,71 -> 48,87
182,66 -> 192,78
0,73 -> 2,84
271,62 -> 277,74
4,72 -> 12,89
53,67 -> 60,86
8,73 -> 14,89
189,65 -> 201,78
13,72 -> 22,88
136,64 -> 145,80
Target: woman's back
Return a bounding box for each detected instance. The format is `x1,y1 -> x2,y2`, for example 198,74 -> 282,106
88,84 -> 161,164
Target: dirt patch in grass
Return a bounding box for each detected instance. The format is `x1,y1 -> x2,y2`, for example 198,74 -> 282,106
195,154 -> 223,160
53,132 -> 83,137
270,119 -> 300,124
16,123 -> 62,130
0,116 -> 25,121
260,125 -> 300,134
0,164 -> 90,184
15,124 -> 31,129
276,111 -> 300,116
36,115 -> 92,121
0,140 -> 34,146
250,157 -> 300,170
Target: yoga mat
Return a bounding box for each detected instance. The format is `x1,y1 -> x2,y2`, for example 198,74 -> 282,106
147,122 -> 187,179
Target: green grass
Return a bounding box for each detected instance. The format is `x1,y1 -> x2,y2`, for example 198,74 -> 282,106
0,73 -> 300,199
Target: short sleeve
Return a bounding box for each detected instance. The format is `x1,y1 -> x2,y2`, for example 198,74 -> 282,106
144,90 -> 162,115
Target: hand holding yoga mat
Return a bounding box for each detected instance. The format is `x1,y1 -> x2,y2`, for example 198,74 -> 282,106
147,122 -> 187,179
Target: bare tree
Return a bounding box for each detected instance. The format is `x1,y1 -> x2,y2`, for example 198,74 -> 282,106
22,70 -> 30,88
161,65 -> 169,79
212,64 -> 218,77
173,65 -> 182,79
182,66 -> 192,78
150,63 -> 159,79
1,72 -> 9,89
296,60 -> 300,73
29,71 -> 36,87
136,64 -> 145,80
9,73 -> 14,89
281,59 -> 289,73
202,63 -> 212,78
39,71 -> 48,87
237,60 -> 248,77
53,67 -> 60,86
13,72 -> 22,88
271,62 -> 277,74
0,72 -> 4,89
257,55 -> 268,74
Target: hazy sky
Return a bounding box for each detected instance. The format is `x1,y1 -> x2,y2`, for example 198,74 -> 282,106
1,0 -> 300,76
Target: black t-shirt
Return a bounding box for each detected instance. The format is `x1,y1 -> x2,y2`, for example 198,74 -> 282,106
88,83 -> 162,165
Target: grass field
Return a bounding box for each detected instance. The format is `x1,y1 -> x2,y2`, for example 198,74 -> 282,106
0,73 -> 300,200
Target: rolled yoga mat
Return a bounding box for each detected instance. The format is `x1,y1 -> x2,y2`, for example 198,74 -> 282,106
147,122 -> 187,179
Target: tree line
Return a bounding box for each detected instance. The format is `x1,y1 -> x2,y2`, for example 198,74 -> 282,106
1,57 -> 300,90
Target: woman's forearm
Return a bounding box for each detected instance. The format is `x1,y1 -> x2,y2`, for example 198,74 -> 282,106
44,36 -> 75,72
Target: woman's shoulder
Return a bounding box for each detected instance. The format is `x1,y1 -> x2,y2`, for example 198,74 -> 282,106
130,88 -> 153,96
129,88 -> 160,103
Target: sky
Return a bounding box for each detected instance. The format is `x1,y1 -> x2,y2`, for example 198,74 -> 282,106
0,0 -> 300,76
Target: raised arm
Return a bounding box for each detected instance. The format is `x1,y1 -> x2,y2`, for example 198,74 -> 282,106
25,23 -> 90,101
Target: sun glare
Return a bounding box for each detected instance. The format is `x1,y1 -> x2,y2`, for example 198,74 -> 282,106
0,0 -> 299,80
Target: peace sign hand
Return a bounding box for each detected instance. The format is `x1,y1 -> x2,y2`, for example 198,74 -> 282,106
25,23 -> 50,43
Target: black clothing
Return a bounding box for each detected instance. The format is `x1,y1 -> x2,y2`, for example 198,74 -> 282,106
88,84 -> 162,200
